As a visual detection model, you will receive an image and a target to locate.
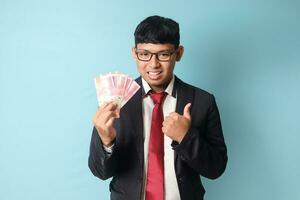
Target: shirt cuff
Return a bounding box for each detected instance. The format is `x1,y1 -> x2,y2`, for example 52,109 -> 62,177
103,143 -> 115,154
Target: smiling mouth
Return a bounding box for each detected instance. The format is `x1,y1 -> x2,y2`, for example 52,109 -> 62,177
147,71 -> 162,80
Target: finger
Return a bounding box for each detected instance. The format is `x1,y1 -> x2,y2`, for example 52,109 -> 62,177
183,103 -> 192,120
169,112 -> 180,120
94,105 -> 103,118
94,103 -> 109,119
103,102 -> 119,112
164,116 -> 172,124
95,102 -> 118,117
93,107 -> 104,123
162,126 -> 167,134
114,107 -> 120,118
164,118 -> 175,128
94,110 -> 117,127
99,102 -> 110,111
105,117 -> 115,127
93,109 -> 100,120
162,120 -> 168,127
94,103 -> 108,120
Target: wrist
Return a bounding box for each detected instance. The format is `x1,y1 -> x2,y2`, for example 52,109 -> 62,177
101,136 -> 115,147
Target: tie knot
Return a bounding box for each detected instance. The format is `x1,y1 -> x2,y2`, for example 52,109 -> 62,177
149,91 -> 167,105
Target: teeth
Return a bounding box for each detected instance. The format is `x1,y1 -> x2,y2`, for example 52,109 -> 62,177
149,72 -> 160,75
148,71 -> 161,80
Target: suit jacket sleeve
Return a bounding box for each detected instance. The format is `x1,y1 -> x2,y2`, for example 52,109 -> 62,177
88,126 -> 119,180
171,94 -> 228,179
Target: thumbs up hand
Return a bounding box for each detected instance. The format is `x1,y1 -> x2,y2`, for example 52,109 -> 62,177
162,103 -> 192,143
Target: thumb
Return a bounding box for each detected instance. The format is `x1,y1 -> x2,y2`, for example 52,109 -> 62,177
183,103 -> 192,120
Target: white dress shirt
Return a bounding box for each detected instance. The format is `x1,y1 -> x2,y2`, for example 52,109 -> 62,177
141,75 -> 180,200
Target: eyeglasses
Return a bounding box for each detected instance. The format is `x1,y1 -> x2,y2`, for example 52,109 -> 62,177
135,49 -> 176,62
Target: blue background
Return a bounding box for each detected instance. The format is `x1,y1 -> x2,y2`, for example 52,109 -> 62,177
1,0 -> 299,199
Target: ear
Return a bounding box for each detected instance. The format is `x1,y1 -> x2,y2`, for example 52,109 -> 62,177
175,45 -> 184,61
132,47 -> 137,60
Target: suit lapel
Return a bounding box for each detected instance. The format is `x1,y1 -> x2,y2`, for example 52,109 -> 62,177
173,76 -> 194,177
174,76 -> 194,115
131,77 -> 145,167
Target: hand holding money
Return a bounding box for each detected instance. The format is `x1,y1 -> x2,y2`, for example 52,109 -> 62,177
93,72 -> 140,146
92,102 -> 119,147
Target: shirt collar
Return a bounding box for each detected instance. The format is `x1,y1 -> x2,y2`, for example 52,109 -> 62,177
141,75 -> 175,97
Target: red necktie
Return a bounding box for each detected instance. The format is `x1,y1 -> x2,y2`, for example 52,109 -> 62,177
145,91 -> 167,200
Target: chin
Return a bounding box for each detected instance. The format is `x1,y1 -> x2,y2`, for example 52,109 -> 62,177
149,79 -> 169,90
146,77 -> 164,85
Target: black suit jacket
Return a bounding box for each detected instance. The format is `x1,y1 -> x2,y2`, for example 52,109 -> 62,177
89,76 -> 228,200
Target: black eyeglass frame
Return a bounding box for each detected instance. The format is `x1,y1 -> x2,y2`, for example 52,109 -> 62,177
135,48 -> 177,62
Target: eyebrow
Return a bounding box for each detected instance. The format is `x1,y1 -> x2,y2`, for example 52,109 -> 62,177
136,49 -> 174,53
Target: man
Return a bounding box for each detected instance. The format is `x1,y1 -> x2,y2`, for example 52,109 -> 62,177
89,15 -> 228,200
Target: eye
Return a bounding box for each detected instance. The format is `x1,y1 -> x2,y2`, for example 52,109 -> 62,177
158,52 -> 171,58
138,52 -> 150,57
161,53 -> 170,57
141,52 -> 150,56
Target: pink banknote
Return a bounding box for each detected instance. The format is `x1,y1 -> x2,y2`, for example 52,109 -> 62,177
94,72 -> 140,109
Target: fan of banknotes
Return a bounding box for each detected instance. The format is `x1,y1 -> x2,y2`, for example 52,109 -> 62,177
94,72 -> 140,109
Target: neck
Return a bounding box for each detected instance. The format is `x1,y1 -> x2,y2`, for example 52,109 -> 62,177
150,78 -> 171,93
150,86 -> 166,93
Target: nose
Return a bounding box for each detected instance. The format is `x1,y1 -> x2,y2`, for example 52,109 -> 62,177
149,54 -> 161,68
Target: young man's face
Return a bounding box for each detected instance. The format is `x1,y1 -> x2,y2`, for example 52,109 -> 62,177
132,43 -> 184,92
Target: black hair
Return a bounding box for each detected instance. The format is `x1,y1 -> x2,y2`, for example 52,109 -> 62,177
134,15 -> 180,48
